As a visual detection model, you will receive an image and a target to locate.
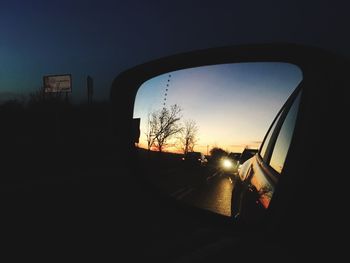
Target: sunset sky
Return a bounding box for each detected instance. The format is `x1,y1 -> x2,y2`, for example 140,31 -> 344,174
133,62 -> 302,154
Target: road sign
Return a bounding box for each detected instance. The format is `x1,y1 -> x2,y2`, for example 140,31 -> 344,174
43,74 -> 72,93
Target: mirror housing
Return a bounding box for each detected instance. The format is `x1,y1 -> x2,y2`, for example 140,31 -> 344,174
110,43 -> 348,234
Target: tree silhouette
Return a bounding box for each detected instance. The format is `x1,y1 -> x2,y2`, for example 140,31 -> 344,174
144,113 -> 156,151
150,104 -> 182,152
210,147 -> 228,157
179,119 -> 198,154
209,147 -> 228,165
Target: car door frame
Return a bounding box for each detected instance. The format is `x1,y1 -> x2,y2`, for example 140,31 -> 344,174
232,86 -> 303,224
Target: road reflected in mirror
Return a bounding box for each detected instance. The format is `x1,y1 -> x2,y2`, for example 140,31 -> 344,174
133,62 -> 302,217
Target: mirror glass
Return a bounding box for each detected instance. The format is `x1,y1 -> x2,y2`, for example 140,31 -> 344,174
133,62 -> 302,217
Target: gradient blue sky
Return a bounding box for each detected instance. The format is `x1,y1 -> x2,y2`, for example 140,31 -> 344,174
1,0 -> 348,103
134,62 -> 302,153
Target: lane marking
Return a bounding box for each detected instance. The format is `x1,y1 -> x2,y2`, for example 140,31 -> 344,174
176,187 -> 194,200
206,171 -> 220,181
170,186 -> 194,200
171,187 -> 188,197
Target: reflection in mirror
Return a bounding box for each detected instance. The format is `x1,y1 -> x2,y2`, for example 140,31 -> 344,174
133,63 -> 302,217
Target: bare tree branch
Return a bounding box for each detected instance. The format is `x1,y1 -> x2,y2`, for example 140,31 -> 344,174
178,119 -> 198,154
149,104 -> 183,152
144,112 -> 156,150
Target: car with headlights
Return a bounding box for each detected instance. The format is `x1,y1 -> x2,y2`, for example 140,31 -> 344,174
182,151 -> 208,166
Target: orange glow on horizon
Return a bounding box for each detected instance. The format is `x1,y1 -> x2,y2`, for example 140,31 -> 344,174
137,139 -> 260,155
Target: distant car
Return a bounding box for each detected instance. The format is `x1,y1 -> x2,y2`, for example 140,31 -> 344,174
182,152 -> 207,166
226,152 -> 241,170
228,152 -> 241,162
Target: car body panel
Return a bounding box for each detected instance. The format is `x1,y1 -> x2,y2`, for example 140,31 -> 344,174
250,155 -> 276,209
234,155 -> 274,222
233,86 -> 302,224
238,157 -> 253,181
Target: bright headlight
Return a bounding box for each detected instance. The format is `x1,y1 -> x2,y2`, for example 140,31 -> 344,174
222,159 -> 233,169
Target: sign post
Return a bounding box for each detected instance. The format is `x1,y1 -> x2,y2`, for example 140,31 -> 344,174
87,75 -> 93,105
43,74 -> 72,143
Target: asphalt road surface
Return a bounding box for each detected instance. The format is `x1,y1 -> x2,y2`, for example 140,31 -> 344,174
144,163 -> 237,217
175,173 -> 234,217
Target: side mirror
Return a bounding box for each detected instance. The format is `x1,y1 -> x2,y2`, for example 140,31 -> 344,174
131,60 -> 302,218
110,43 -> 346,230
